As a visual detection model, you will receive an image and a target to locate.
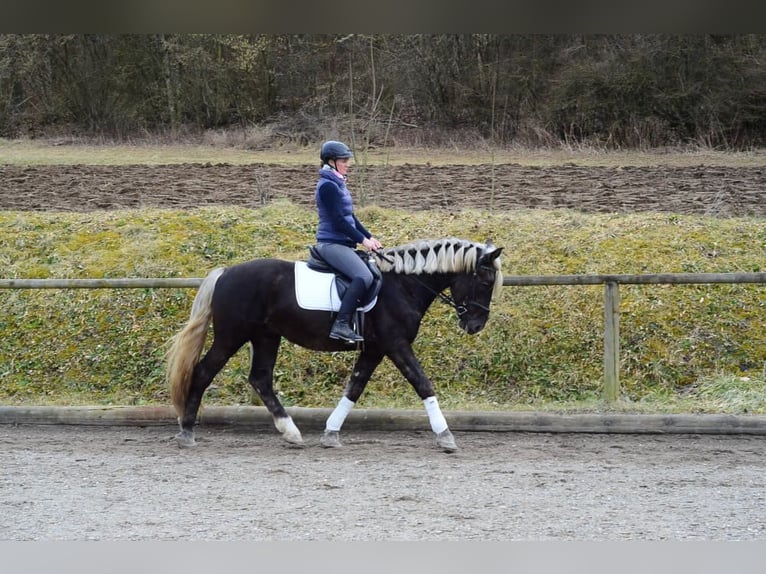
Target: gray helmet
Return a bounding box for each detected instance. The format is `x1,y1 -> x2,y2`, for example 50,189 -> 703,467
320,140 -> 353,163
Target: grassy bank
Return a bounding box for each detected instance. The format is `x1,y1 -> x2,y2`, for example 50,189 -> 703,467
1,203 -> 765,413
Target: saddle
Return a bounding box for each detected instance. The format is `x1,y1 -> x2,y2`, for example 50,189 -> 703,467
306,246 -> 383,307
293,247 -> 382,314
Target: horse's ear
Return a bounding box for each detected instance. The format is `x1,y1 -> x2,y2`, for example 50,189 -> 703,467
480,246 -> 503,265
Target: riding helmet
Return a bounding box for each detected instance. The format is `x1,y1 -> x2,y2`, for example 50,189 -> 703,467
320,140 -> 354,164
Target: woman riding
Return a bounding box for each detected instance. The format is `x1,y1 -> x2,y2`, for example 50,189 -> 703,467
314,140 -> 383,343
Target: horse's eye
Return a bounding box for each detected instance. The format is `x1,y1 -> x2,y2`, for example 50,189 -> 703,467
478,268 -> 495,285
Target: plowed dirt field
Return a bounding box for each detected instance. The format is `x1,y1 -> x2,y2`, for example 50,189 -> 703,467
1,162 -> 764,216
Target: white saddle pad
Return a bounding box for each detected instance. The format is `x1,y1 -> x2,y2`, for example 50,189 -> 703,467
294,262 -> 377,312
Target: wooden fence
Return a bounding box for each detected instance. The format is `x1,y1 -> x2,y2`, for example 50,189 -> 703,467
502,272 -> 766,401
2,272 -> 765,402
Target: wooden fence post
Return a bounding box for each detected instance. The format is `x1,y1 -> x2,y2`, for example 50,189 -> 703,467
603,281 -> 620,402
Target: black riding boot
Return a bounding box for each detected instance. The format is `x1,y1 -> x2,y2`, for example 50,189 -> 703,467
330,277 -> 366,343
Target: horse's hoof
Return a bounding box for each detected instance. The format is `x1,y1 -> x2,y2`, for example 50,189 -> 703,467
320,430 -> 342,448
435,429 -> 458,453
274,416 -> 304,446
281,429 -> 305,447
175,430 -> 196,448
283,435 -> 306,448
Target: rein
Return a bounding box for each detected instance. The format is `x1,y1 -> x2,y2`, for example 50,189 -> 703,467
373,250 -> 490,317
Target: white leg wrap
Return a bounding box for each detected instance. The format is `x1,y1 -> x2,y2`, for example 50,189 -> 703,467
326,396 -> 355,431
423,396 -> 448,434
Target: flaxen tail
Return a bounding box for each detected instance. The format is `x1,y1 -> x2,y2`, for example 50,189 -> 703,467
166,267 -> 224,418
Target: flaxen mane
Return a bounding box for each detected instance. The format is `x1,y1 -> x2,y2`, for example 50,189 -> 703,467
373,237 -> 504,298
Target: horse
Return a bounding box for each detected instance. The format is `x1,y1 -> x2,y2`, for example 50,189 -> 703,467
166,237 -> 504,453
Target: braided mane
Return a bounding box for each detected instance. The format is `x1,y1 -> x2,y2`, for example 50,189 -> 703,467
373,237 -> 503,298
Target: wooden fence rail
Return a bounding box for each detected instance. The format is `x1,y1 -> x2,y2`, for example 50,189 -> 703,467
0,278 -> 203,289
2,272 -> 765,402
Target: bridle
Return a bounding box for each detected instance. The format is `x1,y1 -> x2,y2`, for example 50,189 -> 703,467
434,278 -> 491,317
373,250 -> 492,317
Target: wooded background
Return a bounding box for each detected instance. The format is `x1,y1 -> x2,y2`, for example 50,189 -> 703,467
2,34 -> 766,149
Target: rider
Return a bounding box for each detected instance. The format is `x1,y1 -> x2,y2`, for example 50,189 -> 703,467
314,140 -> 383,343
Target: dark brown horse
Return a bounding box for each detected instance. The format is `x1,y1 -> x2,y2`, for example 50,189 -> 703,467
166,237 -> 503,452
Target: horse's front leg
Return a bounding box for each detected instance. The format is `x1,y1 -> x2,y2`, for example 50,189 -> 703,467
387,343 -> 458,453
320,349 -> 384,448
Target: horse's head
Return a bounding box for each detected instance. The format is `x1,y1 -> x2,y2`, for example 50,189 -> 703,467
449,241 -> 504,335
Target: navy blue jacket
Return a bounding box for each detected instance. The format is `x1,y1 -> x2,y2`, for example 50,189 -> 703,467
315,166 -> 371,248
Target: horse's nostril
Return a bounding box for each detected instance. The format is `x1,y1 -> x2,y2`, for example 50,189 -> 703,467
466,322 -> 486,335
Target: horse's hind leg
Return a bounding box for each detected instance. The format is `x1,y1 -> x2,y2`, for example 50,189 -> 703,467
248,335 -> 303,446
177,340 -> 238,447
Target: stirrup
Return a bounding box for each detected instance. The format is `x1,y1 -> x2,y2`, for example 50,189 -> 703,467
329,322 -> 364,343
